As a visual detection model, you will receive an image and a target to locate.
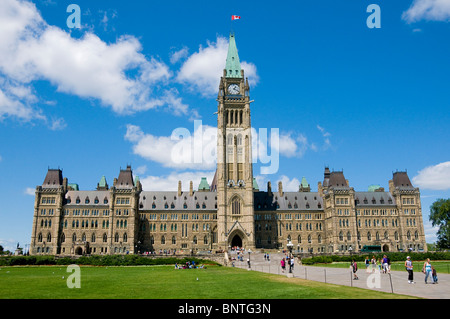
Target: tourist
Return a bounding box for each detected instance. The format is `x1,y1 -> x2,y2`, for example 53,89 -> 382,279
351,259 -> 358,280
365,256 -> 370,273
405,256 -> 415,284
281,258 -> 286,273
290,257 -> 295,272
423,258 -> 434,284
382,255 -> 388,274
432,266 -> 438,284
371,256 -> 377,273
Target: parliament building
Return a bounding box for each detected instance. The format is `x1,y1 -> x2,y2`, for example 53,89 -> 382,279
30,33 -> 427,256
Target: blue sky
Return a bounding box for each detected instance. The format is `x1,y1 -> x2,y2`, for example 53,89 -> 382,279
1,0 -> 449,252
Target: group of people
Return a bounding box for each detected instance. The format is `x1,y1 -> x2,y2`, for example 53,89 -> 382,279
174,261 -> 206,269
280,254 -> 295,273
355,255 -> 439,284
405,257 -> 438,284
364,255 -> 391,273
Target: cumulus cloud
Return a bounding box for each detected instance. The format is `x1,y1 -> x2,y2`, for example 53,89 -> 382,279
177,36 -> 259,96
412,161 -> 450,190
402,0 -> 450,23
0,0 -> 187,123
139,170 -> 216,192
24,187 -> 36,196
125,122 -> 217,170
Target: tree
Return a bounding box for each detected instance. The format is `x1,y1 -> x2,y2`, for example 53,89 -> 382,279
429,198 -> 450,249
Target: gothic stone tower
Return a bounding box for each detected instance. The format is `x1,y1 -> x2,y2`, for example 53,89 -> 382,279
216,33 -> 255,250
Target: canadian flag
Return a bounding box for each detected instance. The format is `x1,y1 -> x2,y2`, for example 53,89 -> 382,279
231,15 -> 241,20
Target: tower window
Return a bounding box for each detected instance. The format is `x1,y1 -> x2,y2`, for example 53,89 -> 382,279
232,197 -> 241,215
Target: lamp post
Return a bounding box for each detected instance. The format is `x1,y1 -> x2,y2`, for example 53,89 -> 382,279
247,249 -> 252,269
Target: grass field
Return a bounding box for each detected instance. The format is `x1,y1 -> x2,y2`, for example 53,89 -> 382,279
0,265 -> 419,299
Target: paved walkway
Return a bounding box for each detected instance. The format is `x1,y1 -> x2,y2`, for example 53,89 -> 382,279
229,251 -> 449,299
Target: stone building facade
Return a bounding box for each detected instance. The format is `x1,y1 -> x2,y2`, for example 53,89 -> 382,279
30,33 -> 427,256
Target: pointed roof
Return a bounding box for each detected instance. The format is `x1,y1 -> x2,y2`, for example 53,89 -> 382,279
225,32 -> 242,78
253,178 -> 259,191
42,168 -> 63,188
99,176 -> 107,187
198,177 -> 210,191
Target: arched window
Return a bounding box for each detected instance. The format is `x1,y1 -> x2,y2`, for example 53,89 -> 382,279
91,233 -> 96,242
193,236 -> 197,245
114,233 -> 119,242
308,235 -> 312,243
204,235 -> 208,245
47,233 -> 51,242
172,236 -> 176,245
339,231 -> 343,241
227,134 -> 233,145
72,233 -> 77,242
298,235 -> 301,243
236,134 -> 242,146
161,236 -> 166,245
61,233 -> 65,243
38,233 -> 43,242
82,233 -> 86,242
123,233 -> 128,243
347,231 -> 351,241
231,197 -> 241,215
103,233 -> 107,242
367,232 -> 372,241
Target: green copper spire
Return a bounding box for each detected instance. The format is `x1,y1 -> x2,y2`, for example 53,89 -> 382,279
225,32 -> 242,78
198,177 -> 210,191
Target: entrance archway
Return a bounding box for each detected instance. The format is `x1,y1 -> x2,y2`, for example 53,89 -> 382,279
75,247 -> 83,255
382,244 -> 389,252
231,234 -> 242,248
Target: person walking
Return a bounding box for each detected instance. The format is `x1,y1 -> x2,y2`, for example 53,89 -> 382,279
405,256 -> 415,284
365,256 -> 370,273
423,258 -> 434,284
432,266 -> 438,284
351,259 -> 359,280
281,258 -> 286,273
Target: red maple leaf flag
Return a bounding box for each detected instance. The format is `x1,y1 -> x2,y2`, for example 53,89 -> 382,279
231,15 -> 241,20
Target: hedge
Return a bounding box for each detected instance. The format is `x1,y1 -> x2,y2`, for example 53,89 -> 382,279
0,255 -> 219,267
300,251 -> 450,265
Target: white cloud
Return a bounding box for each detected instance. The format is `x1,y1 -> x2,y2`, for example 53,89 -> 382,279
412,161 -> 450,190
24,187 -> 35,196
125,122 -> 217,170
278,175 -> 301,192
170,46 -> 189,64
176,36 -> 259,96
139,170 -> 216,192
402,0 -> 450,23
270,130 -> 317,158
49,117 -> 67,131
317,124 -> 332,150
0,0 -> 183,121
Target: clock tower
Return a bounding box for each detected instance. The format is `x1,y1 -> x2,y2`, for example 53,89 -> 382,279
216,32 -> 255,250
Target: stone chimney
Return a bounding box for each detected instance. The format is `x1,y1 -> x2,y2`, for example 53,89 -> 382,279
178,181 -> 182,197
189,181 -> 193,196
278,181 -> 283,197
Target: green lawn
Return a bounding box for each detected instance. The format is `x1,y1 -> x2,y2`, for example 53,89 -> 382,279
0,265 -> 418,299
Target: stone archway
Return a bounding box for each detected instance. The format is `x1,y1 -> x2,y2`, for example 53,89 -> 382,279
75,247 -> 83,255
382,244 -> 389,252
231,234 -> 243,248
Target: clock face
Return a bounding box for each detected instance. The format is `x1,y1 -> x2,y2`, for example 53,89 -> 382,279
228,84 -> 240,95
